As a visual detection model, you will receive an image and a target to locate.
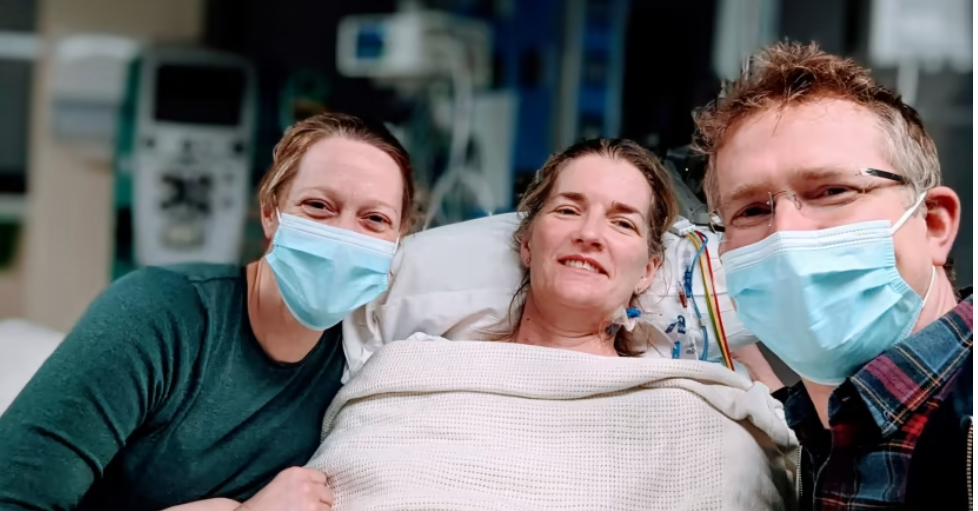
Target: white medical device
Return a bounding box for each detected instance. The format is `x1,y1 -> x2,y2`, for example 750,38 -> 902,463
337,10 -> 505,228
869,0 -> 972,106
129,46 -> 257,267
336,10 -> 492,90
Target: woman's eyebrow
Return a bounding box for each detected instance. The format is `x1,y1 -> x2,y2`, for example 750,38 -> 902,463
301,185 -> 397,212
552,192 -> 587,205
358,198 -> 398,212
609,201 -> 644,219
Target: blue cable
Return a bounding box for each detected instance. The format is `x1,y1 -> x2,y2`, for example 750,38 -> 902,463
630,231 -> 714,362
683,234 -> 711,361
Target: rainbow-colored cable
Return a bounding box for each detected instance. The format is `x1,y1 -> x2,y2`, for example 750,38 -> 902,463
684,231 -> 734,371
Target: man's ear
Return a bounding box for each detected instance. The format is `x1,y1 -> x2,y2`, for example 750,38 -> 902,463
635,257 -> 662,295
923,186 -> 961,267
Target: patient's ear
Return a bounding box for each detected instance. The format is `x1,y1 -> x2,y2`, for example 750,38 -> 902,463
519,236 -> 531,267
634,257 -> 661,295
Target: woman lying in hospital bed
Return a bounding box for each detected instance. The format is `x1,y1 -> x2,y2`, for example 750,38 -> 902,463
305,138 -> 798,510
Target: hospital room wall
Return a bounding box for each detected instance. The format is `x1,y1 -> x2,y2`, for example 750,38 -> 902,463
0,1 -> 35,321
0,0 -> 205,331
0,262 -> 21,318
780,0 -> 973,287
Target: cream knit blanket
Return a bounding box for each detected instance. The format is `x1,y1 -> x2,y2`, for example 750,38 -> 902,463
307,338 -> 799,510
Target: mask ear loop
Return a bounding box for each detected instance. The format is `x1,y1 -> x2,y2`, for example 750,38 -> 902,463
890,193 -> 938,305
391,235 -> 401,256
921,266 -> 937,305
891,192 -> 927,233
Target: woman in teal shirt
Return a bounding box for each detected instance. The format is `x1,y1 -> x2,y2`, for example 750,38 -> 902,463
0,112 -> 415,511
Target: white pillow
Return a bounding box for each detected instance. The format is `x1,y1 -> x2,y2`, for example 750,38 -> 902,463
341,213 -> 757,381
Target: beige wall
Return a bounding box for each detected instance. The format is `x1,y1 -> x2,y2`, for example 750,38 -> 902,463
17,0 -> 203,332
0,244 -> 24,318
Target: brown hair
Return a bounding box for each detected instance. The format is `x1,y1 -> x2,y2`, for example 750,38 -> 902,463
499,138 -> 680,356
693,41 -> 940,212
257,112 -> 417,233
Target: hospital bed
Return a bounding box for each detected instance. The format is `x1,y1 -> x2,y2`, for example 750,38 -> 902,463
0,213 -> 756,415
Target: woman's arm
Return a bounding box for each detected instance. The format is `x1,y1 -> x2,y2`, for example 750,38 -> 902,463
0,268 -> 204,510
163,499 -> 241,511
731,344 -> 785,392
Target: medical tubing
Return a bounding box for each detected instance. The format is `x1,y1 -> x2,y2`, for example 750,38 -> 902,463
685,235 -> 711,361
702,249 -> 733,369
445,43 -> 473,181
693,232 -> 733,369
686,231 -> 734,370
619,308 -> 671,359
422,38 -> 481,229
689,232 -> 726,366
626,229 -> 732,368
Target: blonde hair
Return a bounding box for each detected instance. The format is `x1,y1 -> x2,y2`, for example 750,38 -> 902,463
257,112 -> 417,233
693,41 -> 940,211
499,138 -> 680,356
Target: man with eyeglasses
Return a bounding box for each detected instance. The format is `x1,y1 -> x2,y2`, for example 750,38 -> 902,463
694,42 -> 972,510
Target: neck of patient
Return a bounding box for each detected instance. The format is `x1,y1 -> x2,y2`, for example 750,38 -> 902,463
515,291 -> 618,357
246,260 -> 324,363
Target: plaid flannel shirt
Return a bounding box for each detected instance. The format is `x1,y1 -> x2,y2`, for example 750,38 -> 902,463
783,295 -> 973,510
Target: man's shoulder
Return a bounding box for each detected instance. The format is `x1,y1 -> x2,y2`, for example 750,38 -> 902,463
921,350 -> 973,433
948,350 -> 973,426
845,296 -> 972,436
905,353 -> 972,508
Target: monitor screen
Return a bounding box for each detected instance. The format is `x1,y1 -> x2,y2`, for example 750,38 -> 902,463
153,64 -> 246,126
355,23 -> 386,60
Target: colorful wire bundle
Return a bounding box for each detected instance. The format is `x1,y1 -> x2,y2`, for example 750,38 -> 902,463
684,231 -> 734,371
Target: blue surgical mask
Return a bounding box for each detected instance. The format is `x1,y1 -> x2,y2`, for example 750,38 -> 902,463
266,212 -> 397,331
720,195 -> 935,385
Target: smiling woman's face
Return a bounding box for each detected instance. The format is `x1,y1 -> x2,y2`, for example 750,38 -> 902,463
263,136 -> 405,242
521,154 -> 657,317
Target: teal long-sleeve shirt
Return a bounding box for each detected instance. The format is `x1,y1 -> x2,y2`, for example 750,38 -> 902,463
0,264 -> 345,510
